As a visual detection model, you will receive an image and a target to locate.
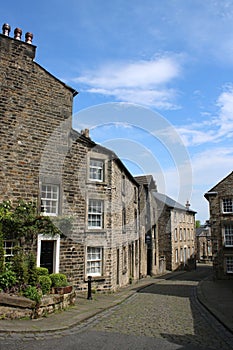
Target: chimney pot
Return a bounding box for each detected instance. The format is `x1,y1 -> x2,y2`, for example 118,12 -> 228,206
2,23 -> 11,36
186,200 -> 190,210
25,32 -> 33,44
14,27 -> 22,40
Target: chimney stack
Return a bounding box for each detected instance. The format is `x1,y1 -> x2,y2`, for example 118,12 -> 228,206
14,27 -> 22,40
1,23 -> 34,44
2,23 -> 11,36
185,200 -> 190,210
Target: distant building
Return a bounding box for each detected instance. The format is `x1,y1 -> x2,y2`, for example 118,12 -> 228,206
134,175 -> 162,276
196,222 -> 212,262
205,171 -> 233,279
153,193 -> 196,271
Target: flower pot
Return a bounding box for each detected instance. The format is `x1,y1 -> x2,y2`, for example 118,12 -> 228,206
52,285 -> 73,295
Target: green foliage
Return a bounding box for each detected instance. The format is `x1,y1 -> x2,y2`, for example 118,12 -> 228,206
22,285 -> 42,304
0,270 -> 17,291
11,247 -> 28,285
36,267 -> 49,276
50,273 -> 68,287
38,275 -> 52,295
195,220 -> 201,228
0,223 -> 5,274
27,252 -> 38,286
0,200 -> 63,244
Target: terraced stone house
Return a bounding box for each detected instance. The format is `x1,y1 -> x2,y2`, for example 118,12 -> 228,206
0,24 -> 140,291
205,171 -> 233,279
153,192 -> 196,271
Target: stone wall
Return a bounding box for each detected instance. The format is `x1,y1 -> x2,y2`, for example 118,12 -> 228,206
205,172 -> 233,279
0,290 -> 75,319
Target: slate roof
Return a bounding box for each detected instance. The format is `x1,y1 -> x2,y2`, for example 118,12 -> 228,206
152,192 -> 196,213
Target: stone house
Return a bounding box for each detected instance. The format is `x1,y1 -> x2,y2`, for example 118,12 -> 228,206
153,192 -> 196,271
134,175 -> 162,276
0,24 -> 140,291
196,222 -> 212,262
205,171 -> 233,279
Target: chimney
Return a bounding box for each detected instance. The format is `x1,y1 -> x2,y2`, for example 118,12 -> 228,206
1,23 -> 36,59
81,128 -> 90,138
185,200 -> 190,210
25,32 -> 33,44
2,23 -> 11,36
14,27 -> 22,40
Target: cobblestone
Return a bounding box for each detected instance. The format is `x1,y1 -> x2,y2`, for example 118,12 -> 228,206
87,279 -> 233,349
0,267 -> 233,349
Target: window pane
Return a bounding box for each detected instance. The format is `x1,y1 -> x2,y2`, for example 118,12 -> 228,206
87,247 -> 102,276
224,225 -> 233,246
89,159 -> 103,181
226,257 -> 233,273
223,199 -> 233,213
41,184 -> 59,216
88,200 -> 103,228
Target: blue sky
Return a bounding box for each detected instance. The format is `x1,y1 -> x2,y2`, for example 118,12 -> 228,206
2,0 -> 233,223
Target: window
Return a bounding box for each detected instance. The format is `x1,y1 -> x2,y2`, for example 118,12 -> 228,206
87,247 -> 102,276
122,175 -> 126,196
183,228 -> 186,241
174,228 -> 178,241
175,249 -> 178,263
134,209 -> 138,233
122,203 -> 126,233
41,184 -> 59,216
179,228 -> 182,241
224,225 -> 233,247
180,248 -> 183,262
226,256 -> 233,273
88,199 -> 103,229
187,228 -> 190,241
89,159 -> 104,182
4,240 -> 15,258
222,198 -> 233,213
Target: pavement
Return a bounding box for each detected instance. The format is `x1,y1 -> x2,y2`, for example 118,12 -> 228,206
0,265 -> 232,335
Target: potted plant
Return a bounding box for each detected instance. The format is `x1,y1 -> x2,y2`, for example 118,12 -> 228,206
50,273 -> 72,294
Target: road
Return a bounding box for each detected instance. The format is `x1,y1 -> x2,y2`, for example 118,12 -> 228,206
1,265 -> 233,349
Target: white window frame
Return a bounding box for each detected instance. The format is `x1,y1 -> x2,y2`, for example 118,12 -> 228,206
37,234 -> 60,273
175,249 -> 178,263
223,225 -> 233,247
89,159 -> 104,182
222,198 -> 233,213
3,240 -> 15,258
88,199 -> 103,229
86,247 -> 102,277
226,256 -> 233,274
41,184 -> 59,216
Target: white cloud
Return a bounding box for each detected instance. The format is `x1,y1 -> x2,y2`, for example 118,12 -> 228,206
73,56 -> 181,109
176,84 -> 233,146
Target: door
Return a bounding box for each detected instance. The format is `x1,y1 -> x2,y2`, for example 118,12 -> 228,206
40,240 -> 55,274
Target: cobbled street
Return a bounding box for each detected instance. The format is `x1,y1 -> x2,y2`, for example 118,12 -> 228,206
1,265 -> 233,350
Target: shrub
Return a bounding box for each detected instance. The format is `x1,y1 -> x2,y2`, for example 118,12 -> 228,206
36,267 -> 49,276
22,285 -> 42,304
50,273 -> 68,287
0,270 -> 17,291
11,247 -> 28,284
27,252 -> 38,286
38,275 -> 52,295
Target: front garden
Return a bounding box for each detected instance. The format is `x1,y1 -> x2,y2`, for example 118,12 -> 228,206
0,200 -> 75,319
